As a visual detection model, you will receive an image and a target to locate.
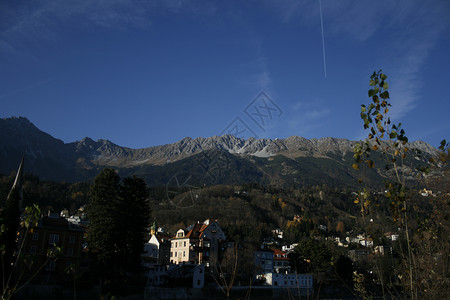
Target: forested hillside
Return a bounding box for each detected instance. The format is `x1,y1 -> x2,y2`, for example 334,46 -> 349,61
0,171 -> 417,243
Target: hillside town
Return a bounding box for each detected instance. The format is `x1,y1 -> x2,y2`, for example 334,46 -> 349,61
15,200 -> 417,299
0,147 -> 447,300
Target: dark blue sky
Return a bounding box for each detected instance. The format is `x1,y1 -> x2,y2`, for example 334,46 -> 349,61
1,0 -> 449,148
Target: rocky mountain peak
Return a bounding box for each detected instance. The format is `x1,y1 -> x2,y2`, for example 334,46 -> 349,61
0,117 -> 440,183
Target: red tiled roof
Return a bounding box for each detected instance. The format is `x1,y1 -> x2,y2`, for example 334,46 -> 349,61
185,223 -> 204,238
173,220 -> 223,240
272,248 -> 289,260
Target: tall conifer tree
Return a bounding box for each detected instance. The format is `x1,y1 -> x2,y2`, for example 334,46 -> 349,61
86,168 -> 122,284
120,176 -> 150,274
87,169 -> 150,289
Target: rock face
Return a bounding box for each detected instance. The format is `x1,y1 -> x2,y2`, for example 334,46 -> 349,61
0,117 -> 438,184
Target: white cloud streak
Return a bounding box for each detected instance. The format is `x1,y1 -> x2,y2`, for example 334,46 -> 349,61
384,2 -> 449,121
234,38 -> 273,92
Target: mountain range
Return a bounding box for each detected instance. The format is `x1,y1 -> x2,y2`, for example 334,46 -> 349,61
0,117 -> 438,187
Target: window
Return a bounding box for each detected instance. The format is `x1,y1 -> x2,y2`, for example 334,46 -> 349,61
49,234 -> 59,245
69,235 -> 75,244
170,252 -> 173,257
32,232 -> 39,241
177,232 -> 183,237
184,241 -> 186,247
175,252 -> 177,257
197,280 -> 201,286
67,248 -> 74,256
30,245 -> 36,254
183,251 -> 185,257
45,260 -> 56,271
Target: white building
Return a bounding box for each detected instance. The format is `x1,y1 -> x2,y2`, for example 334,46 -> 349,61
144,235 -> 159,260
374,245 -> 392,255
281,243 -> 298,253
143,234 -> 171,265
263,273 -> 313,290
360,238 -> 374,247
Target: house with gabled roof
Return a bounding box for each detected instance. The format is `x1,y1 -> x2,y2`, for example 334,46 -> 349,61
143,233 -> 171,265
273,248 -> 290,274
170,219 -> 231,267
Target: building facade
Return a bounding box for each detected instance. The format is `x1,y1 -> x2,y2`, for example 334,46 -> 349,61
170,219 -> 230,266
143,233 -> 171,265
254,248 -> 274,275
264,273 -> 313,290
272,249 -> 290,274
20,215 -> 85,284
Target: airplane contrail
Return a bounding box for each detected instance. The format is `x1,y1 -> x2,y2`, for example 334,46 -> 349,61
319,0 -> 327,78
0,76 -> 59,99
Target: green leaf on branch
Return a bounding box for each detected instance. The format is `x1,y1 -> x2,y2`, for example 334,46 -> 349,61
439,139 -> 447,151
380,91 -> 390,99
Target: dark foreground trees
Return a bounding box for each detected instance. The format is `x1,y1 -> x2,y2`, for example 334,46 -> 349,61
87,169 -> 150,292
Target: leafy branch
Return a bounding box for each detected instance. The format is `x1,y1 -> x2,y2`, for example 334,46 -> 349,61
353,70 -> 417,299
1,205 -> 61,300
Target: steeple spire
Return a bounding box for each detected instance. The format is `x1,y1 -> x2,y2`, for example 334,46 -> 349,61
150,219 -> 157,235
7,156 -> 24,210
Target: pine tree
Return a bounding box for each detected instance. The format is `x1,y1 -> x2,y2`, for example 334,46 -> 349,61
86,168 -> 122,284
87,169 -> 150,289
120,176 -> 150,274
